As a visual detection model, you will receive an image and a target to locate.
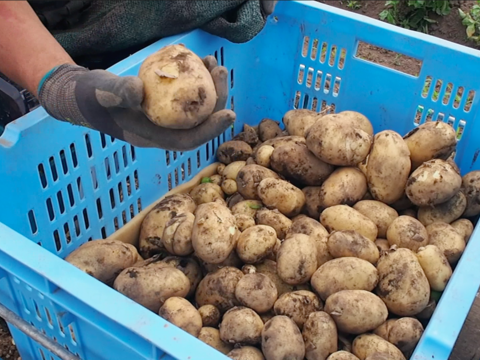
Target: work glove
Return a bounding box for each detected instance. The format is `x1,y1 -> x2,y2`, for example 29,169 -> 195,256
37,55 -> 234,151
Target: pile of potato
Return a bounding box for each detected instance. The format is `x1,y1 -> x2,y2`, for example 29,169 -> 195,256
65,108 -> 480,360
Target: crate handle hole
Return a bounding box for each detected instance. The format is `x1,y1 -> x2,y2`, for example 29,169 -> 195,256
28,210 -> 38,234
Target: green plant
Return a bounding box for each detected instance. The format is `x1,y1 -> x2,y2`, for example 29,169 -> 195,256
459,2 -> 480,45
346,1 -> 362,10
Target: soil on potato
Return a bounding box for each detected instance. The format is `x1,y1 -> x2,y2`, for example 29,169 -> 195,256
0,319 -> 20,359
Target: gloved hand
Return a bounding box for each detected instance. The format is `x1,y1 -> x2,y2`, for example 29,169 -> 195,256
37,55 -> 234,151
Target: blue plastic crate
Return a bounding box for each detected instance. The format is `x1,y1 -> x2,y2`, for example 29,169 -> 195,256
0,1 -> 479,359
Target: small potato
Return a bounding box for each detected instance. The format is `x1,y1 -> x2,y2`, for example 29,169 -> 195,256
320,205 -> 378,241
233,124 -> 260,147
195,267 -> 243,313
262,316 -> 305,360
327,351 -> 360,360
198,327 -> 233,354
217,141 -> 253,164
302,311 -> 338,360
406,159 -> 462,207
161,256 -> 203,298
325,290 -> 388,334
451,218 -> 474,243
367,130 -> 411,204
235,214 -> 256,232
461,170 -> 480,217
273,290 -> 323,329
373,319 -> 398,340
158,297 -> 202,337
257,178 -> 305,217
255,260 -> 310,297
327,231 -> 380,264
227,346 -> 265,360
236,225 -> 277,264
235,273 -> 278,313
426,222 -> 466,265
209,174 -> 222,186
352,334 -> 406,360
388,317 -> 424,353
198,305 -> 221,328
376,248 -> 430,316
220,307 -> 264,345
217,163 -> 226,176
416,245 -> 452,291
255,208 -> 292,240
258,118 -> 283,141
337,110 -> 374,136
221,179 -> 238,195
254,145 -> 275,168
162,213 -> 195,256
283,109 -> 322,137
386,216 -> 428,252
190,183 -> 224,205
375,239 -> 390,252
232,200 -> 263,217
353,200 -> 399,238
277,234 -> 318,285
418,191 -> 467,227
223,161 -> 247,181
236,164 -> 280,200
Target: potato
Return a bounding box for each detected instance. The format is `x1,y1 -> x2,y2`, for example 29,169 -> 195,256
386,216 -> 428,252
320,205 -> 378,241
364,353 -> 393,360
161,256 -> 203,298
195,267 -> 243,313
227,192 -> 245,209
266,238 -> 282,261
277,234 -> 318,285
337,110 -> 374,136
262,135 -> 306,149
303,311 -> 338,360
288,216 -> 332,267
113,262 -> 190,312
426,222 -> 465,265
161,213 -> 195,256
200,249 -> 243,274
253,145 -> 275,168
327,351 -> 360,360
65,239 -> 141,286
353,200 -> 399,238
416,245 -> 452,291
139,44 -> 216,129
373,319 -> 398,340
235,214 -> 256,232
403,120 -> 457,170
198,305 -> 221,328
303,186 -> 325,219
198,327 -> 233,354
270,143 -> 334,186
324,290 -> 388,334
220,179 -> 237,196
358,155 -> 368,177
273,290 -> 323,329
451,218 -> 474,243
375,239 -> 390,252
327,231 -> 380,264
352,334 -> 406,360
217,163 -> 226,176
376,248 -> 430,316
235,273 -> 278,313
461,170 -> 480,217
255,208 -> 292,240
139,194 -> 196,258
255,260 -> 310,297
366,130 -> 411,204
231,200 -> 263,217
189,183 -> 224,205
257,178 -> 306,217
236,164 -> 280,200
217,141 -> 253,164
209,174 -> 222,186
158,297 -> 202,337
236,225 -> 277,264
387,317 -> 424,353
262,316 -> 305,360
222,161 -> 247,181
227,346 -> 265,360
192,202 -> 237,264
219,307 -> 264,345
283,109 -> 322,137
258,118 -> 283,141
305,114 -> 372,166
406,159 -> 462,206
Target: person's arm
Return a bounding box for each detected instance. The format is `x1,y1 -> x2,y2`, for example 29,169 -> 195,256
0,1 -> 75,97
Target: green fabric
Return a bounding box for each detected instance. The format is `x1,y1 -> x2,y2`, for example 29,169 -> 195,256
50,0 -> 266,60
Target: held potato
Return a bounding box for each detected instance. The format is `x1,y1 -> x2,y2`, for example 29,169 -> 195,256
236,225 -> 277,264
217,141 -> 253,164
302,311 -> 338,360
353,200 -> 399,238
426,222 -> 466,265
386,216 -> 428,252
366,130 -> 411,204
162,212 -> 195,256
283,109 -> 322,137
235,273 -> 278,313
327,351 -> 360,360
320,205 -> 378,241
261,316 -> 305,360
416,245 -> 452,291
158,297 -> 202,337
258,118 -> 283,141
273,290 -> 323,329
255,208 -> 292,240
327,230 -> 380,264
198,305 -> 221,328
461,170 -> 480,217
417,190 -> 467,226
352,334 -> 406,360
257,178 -> 306,217
236,164 -> 280,200
139,44 -> 216,129
451,218 -> 474,243
227,347 -> 265,360
219,307 -> 264,345
198,327 -> 233,354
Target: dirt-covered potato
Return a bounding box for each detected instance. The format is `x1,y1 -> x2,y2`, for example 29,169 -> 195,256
367,130 -> 411,204
273,290 -> 323,329
283,109 -> 322,137
257,178 -> 305,217
277,234 -> 318,285
416,245 -> 452,291
161,256 -> 202,298
375,239 -> 390,252
236,164 -> 280,200
461,170 -> 480,217
303,186 -> 325,219
324,290 -> 388,334
376,248 -> 430,316
426,222 -> 466,265
406,159 -> 462,207
198,305 -> 221,328
200,249 -> 243,274
327,351 -> 360,360
198,327 -> 233,354
373,319 -> 398,340
270,142 -> 335,187
255,260 -> 310,297
255,208 -> 292,240
139,194 -> 196,258
236,225 -> 277,264
231,200 -> 262,216
262,316 -> 305,360
305,114 -> 372,166
65,239 -> 141,285
161,213 -> 195,256
158,297 -> 202,337
235,214 -> 256,232
327,231 -> 380,264
217,163 -> 226,176
217,141 -> 253,165
114,262 -> 190,312
403,121 -> 457,170
358,155 -> 368,177
386,216 -> 428,252
192,202 -> 237,264
189,183 -> 224,205
337,110 -> 374,136
223,161 -> 247,181
221,179 -> 237,196
227,346 -> 265,360
352,334 -> 406,360
195,266 -> 243,313
235,273 -> 278,313
219,307 -> 264,345
258,118 -> 283,141
139,44 -> 217,129
254,145 -> 275,168
387,317 -> 424,353
417,191 -> 467,226
353,200 -> 399,238
303,311 -> 338,360
233,124 -> 260,147
320,205 -> 378,241
451,218 -> 474,243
